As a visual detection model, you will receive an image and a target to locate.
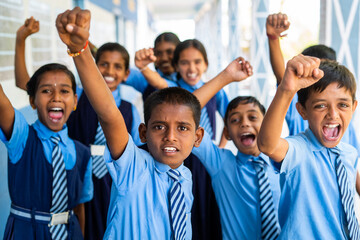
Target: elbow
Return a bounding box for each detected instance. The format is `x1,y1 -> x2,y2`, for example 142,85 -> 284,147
257,136 -> 274,156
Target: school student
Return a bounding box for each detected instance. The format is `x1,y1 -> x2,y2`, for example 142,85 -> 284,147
126,32 -> 180,101
192,57 -> 281,240
258,54 -> 359,238
66,42 -> 142,240
55,7 -> 205,239
0,63 -> 93,239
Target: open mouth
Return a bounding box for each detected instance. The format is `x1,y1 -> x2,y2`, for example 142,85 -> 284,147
240,133 -> 256,147
48,107 -> 64,123
187,73 -> 197,79
322,124 -> 340,141
104,76 -> 115,83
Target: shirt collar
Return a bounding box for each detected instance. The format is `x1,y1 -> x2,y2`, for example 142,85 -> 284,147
33,120 -> 69,146
304,128 -> 325,152
154,160 -> 191,181
236,151 -> 271,166
157,69 -> 178,82
178,78 -> 204,92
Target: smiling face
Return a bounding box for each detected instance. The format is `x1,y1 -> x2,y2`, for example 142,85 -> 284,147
97,51 -> 130,91
154,41 -> 177,75
139,103 -> 203,169
225,102 -> 264,156
30,71 -> 77,132
297,82 -> 357,148
175,47 -> 208,86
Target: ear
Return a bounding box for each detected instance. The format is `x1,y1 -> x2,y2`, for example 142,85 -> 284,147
223,126 -> 231,140
138,123 -> 147,143
352,100 -> 358,113
296,102 -> 308,120
193,127 -> 204,147
29,96 -> 36,109
73,94 -> 78,111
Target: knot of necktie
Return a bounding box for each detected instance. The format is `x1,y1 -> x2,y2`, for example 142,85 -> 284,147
50,136 -> 60,145
167,169 -> 180,182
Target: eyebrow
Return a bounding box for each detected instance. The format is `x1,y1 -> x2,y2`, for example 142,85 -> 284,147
311,97 -> 352,104
38,83 -> 72,88
229,109 -> 259,117
150,120 -> 193,126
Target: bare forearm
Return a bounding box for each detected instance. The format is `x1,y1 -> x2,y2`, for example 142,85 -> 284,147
258,87 -> 294,160
15,37 -> 30,90
193,70 -> 232,108
0,85 -> 15,139
268,38 -> 285,85
73,203 -> 85,236
141,67 -> 168,89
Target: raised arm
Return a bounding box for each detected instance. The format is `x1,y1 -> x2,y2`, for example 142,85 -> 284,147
15,17 -> 40,90
258,54 -> 323,162
134,48 -> 169,89
266,13 -> 290,85
193,57 -> 253,108
55,8 -> 128,159
0,84 -> 15,140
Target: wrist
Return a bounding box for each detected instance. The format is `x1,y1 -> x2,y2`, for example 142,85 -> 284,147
267,33 -> 278,40
67,40 -> 89,57
139,66 -> 149,72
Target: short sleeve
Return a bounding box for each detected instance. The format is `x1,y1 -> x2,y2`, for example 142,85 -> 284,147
191,131 -> 224,177
125,68 -> 149,93
130,105 -> 142,146
281,136 -> 306,174
104,135 -> 148,193
78,157 -> 93,203
1,109 -> 29,164
215,89 -> 229,117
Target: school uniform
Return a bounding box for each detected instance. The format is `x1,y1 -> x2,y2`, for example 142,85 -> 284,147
103,136 -> 193,239
279,128 -> 358,239
286,94 -> 360,156
192,132 -> 281,240
1,110 -> 93,240
67,86 -> 141,240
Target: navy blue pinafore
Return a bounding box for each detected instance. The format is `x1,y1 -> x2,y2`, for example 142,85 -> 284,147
3,126 -> 90,240
67,92 -> 133,240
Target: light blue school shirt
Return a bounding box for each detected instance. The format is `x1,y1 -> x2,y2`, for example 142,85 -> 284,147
76,85 -> 141,146
125,67 -> 178,93
192,132 -> 281,240
286,93 -> 360,157
103,136 -> 193,240
0,109 -> 93,203
169,78 -> 229,138
279,128 -> 358,239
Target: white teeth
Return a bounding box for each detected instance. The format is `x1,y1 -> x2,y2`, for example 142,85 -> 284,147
104,76 -> 115,82
164,147 -> 177,152
325,124 -> 339,128
241,133 -> 251,136
187,73 -> 197,78
50,107 -> 62,111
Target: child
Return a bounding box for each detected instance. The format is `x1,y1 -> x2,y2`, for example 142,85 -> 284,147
266,13 -> 360,153
66,42 -> 142,240
56,7 -> 204,239
126,32 -> 180,101
258,55 -> 359,238
135,39 -> 228,239
0,63 -> 93,239
192,58 -> 281,240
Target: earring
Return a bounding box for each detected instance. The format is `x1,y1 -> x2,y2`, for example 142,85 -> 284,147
73,106 -> 77,111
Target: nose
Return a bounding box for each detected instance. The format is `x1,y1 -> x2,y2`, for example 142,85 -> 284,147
189,62 -> 196,72
52,90 -> 61,102
240,118 -> 250,128
327,105 -> 339,119
106,64 -> 114,75
164,127 -> 176,142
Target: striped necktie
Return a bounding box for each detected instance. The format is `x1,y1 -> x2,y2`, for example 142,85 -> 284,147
167,169 -> 187,240
331,147 -> 360,240
252,157 -> 280,240
92,123 -> 108,179
50,136 -> 68,240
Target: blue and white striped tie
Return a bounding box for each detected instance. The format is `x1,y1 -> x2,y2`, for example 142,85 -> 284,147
332,147 -> 360,240
252,158 -> 280,240
50,136 -> 68,240
92,123 -> 108,179
167,169 -> 187,240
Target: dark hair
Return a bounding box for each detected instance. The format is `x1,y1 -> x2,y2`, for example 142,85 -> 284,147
298,60 -> 356,107
144,87 -> 201,128
224,96 -> 266,126
26,63 -> 76,97
172,39 -> 209,67
154,32 -> 180,49
302,44 -> 336,60
95,42 -> 130,71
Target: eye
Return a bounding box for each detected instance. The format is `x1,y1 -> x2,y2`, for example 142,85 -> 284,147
41,89 -> 51,94
61,89 -> 70,94
115,64 -> 123,70
230,117 -> 240,124
153,125 -> 165,130
314,104 -> 326,109
249,115 -> 258,121
339,103 -> 349,108
99,63 -> 108,68
195,59 -> 203,65
166,49 -> 174,56
178,125 -> 188,131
